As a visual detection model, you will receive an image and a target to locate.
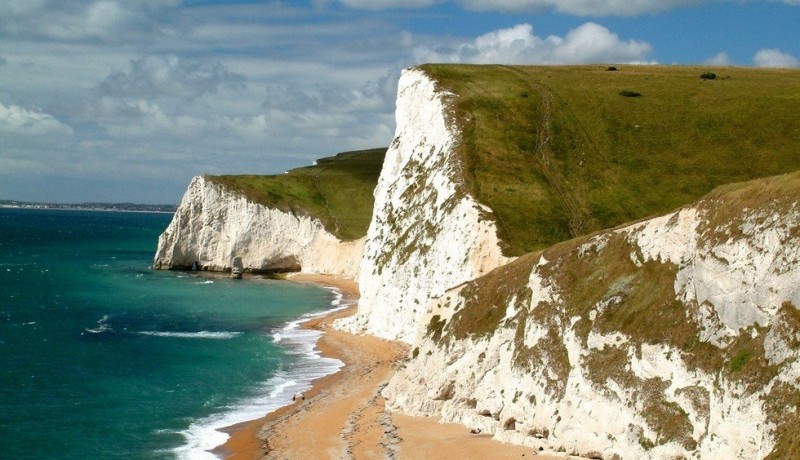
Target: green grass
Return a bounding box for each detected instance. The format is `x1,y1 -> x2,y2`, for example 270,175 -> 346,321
206,148 -> 386,241
421,64 -> 800,255
729,349 -> 751,372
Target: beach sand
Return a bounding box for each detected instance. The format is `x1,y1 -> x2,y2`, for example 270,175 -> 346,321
217,273 -> 572,460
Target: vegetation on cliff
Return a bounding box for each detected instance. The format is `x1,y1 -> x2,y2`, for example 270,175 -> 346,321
422,64 -> 800,256
427,170 -> 800,456
206,148 -> 386,241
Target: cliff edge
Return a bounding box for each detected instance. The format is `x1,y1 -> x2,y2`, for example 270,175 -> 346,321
337,68 -> 512,343
153,175 -> 364,277
153,148 -> 385,278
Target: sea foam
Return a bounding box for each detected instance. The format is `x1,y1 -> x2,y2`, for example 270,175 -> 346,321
85,315 -> 112,334
173,285 -> 350,459
137,331 -> 242,339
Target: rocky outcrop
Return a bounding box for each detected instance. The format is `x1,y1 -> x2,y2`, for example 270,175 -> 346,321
382,172 -> 800,459
336,68 -> 512,344
154,176 -> 363,278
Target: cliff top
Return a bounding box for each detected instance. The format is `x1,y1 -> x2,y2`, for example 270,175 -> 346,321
206,147 -> 386,241
421,64 -> 800,256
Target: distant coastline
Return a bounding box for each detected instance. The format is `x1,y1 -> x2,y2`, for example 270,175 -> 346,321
0,200 -> 176,214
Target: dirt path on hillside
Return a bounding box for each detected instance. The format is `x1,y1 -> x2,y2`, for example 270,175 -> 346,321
501,66 -> 594,238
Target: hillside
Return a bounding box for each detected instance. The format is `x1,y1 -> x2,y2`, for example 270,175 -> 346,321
422,64 -> 800,255
207,147 -> 386,241
386,169 -> 800,458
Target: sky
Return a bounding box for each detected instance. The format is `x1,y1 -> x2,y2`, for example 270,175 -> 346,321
1,1 -> 799,204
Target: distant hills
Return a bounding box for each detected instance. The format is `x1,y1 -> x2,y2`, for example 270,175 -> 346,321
0,199 -> 176,213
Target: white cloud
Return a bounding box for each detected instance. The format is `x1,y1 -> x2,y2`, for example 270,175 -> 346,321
414,23 -> 652,65
753,48 -> 800,68
334,0 -> 705,15
457,0 -> 701,15
262,69 -> 398,115
0,0 -> 178,42
337,0 -> 440,9
98,55 -> 246,100
335,0 -> 799,15
704,52 -> 732,66
84,1 -> 126,35
246,69 -> 398,152
0,101 -> 73,136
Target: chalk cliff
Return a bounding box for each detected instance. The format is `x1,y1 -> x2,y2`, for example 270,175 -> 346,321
381,172 -> 800,459
154,175 -> 363,278
336,68 -> 512,344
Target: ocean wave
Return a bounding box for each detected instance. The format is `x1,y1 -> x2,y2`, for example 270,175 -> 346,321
272,285 -> 353,343
174,361 -> 343,459
173,287 -> 346,459
85,315 -> 112,334
136,331 -> 242,339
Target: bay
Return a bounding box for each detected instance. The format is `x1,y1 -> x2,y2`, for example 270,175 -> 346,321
0,208 -> 340,459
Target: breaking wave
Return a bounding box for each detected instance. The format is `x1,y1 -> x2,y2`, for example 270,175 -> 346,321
136,331 -> 242,339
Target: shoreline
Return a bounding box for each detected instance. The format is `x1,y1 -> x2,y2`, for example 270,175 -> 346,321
0,204 -> 175,214
216,273 -> 575,459
214,273 -> 367,459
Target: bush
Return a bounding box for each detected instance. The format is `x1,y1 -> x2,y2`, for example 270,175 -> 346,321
606,66 -> 618,71
619,90 -> 642,97
700,72 -> 717,80
730,350 -> 751,372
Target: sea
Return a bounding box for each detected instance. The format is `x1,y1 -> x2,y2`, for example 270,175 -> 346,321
0,208 -> 345,459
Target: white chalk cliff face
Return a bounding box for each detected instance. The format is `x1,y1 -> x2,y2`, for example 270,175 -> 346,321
382,178 -> 800,459
337,68 -> 512,344
154,175 -> 363,278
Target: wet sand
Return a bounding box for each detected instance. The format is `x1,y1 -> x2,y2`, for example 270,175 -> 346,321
217,273 -> 572,459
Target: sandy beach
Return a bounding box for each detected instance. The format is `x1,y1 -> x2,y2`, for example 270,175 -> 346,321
217,274 -> 571,459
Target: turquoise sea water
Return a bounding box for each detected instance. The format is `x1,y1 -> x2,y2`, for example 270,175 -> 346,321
0,208 -> 344,459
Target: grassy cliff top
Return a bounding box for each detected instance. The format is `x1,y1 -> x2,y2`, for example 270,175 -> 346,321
421,64 -> 800,256
206,148 -> 386,241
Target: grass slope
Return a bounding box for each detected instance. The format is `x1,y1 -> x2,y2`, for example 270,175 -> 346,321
423,64 -> 800,255
206,148 -> 386,241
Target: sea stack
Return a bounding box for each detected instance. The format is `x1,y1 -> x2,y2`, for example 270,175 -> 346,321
230,256 -> 243,279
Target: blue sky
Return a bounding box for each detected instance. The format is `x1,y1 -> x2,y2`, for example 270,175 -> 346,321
1,1 -> 798,204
